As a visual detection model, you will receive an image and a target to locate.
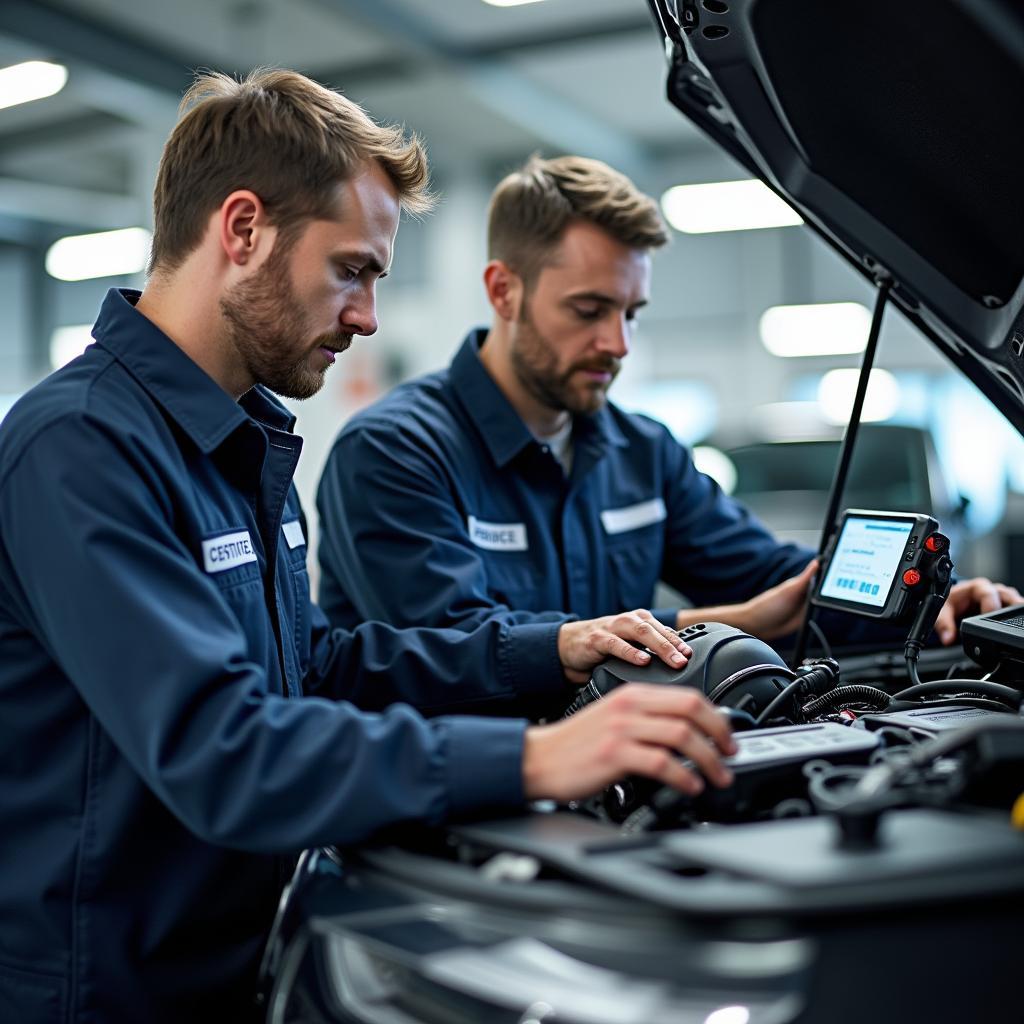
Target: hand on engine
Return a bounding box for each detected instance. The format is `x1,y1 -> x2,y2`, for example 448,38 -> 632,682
522,684 -> 736,801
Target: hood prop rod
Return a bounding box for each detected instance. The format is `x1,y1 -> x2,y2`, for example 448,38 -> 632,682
790,274 -> 893,668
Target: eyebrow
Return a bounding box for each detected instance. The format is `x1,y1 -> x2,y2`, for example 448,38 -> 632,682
566,291 -> 649,310
334,251 -> 390,277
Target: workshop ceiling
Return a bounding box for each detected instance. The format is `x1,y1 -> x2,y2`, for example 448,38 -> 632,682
0,0 -> 710,245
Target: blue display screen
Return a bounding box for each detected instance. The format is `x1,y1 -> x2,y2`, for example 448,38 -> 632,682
819,517 -> 913,608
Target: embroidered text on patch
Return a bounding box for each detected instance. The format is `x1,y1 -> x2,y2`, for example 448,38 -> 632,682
467,515 -> 528,552
202,530 -> 258,573
600,498 -> 667,535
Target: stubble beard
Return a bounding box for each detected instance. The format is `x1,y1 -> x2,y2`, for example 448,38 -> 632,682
220,243 -> 352,401
510,304 -> 619,417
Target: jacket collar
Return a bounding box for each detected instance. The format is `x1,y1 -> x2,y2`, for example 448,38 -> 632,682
92,288 -> 296,453
449,328 -> 629,468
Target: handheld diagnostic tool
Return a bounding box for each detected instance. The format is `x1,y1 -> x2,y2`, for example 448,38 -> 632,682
812,510 -> 951,623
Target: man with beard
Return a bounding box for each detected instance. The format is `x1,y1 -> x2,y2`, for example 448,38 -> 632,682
0,78 -> 739,1024
317,154 -> 1019,656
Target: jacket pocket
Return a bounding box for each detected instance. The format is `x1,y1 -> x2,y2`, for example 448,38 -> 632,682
0,959 -> 66,1023
482,555 -> 542,610
607,542 -> 662,611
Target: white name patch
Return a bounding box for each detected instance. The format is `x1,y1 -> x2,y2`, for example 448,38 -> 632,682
202,530 -> 258,573
600,497 -> 667,535
468,515 -> 528,552
282,519 -> 306,550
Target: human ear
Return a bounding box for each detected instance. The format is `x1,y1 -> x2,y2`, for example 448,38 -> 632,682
218,190 -> 273,267
483,260 -> 524,322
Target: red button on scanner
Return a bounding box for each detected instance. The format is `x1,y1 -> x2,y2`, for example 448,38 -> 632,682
924,534 -> 946,553
903,568 -> 922,586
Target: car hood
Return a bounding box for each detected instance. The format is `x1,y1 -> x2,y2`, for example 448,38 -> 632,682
647,0 -> 1024,434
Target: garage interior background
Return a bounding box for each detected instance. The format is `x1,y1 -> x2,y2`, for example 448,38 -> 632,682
3,0 -> 1023,590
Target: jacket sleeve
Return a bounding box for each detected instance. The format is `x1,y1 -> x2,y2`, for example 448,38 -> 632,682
316,418 -> 570,624
658,431 -> 816,604
303,600 -> 576,719
0,414 -> 531,853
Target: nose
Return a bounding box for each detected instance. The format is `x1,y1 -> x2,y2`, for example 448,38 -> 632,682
342,284 -> 378,337
597,311 -> 631,359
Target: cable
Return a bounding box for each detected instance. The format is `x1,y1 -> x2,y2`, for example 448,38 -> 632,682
981,661 -> 1003,682
754,676 -> 808,725
906,656 -> 924,689
892,679 -> 1023,707
902,697 -> 1019,713
812,716 -> 1024,814
807,619 -> 833,660
942,658 -> 985,681
872,726 -> 924,747
754,659 -> 841,725
802,684 -> 891,715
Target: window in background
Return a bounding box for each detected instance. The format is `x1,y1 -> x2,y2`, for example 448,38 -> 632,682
615,379 -> 718,447
790,370 -> 1019,535
0,395 -> 22,427
692,445 -> 737,494
50,325 -> 94,371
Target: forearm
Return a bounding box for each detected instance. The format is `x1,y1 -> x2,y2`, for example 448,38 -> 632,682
676,603 -> 752,633
307,604 -> 577,719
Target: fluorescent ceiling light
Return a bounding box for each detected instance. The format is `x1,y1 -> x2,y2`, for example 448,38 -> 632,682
751,400 -> 828,440
45,227 -> 152,282
482,0 -> 546,6
704,1007 -> 751,1024
0,61 -> 68,112
817,368 -> 900,425
693,446 -> 737,495
50,325 -> 94,371
661,180 -> 802,234
760,302 -> 872,357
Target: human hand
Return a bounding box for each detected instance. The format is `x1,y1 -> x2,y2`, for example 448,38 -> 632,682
557,610 -> 692,685
933,577 -> 1023,644
522,684 -> 736,801
677,560 -> 818,641
737,559 -> 818,639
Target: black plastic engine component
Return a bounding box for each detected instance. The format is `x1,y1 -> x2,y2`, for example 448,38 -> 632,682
564,621 -> 797,720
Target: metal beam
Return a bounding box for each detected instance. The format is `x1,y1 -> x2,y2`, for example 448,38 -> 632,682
68,64 -> 180,128
307,0 -> 651,174
0,0 -> 201,95
0,213 -> 43,246
0,177 -> 141,230
457,13 -> 653,61
0,0 -> 657,193
0,110 -> 121,153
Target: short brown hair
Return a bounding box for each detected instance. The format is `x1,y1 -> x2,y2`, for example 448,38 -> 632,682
487,154 -> 668,286
149,68 -> 434,273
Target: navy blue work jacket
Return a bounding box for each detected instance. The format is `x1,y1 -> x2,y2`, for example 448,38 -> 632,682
0,293 -> 563,1024
317,330 -> 814,644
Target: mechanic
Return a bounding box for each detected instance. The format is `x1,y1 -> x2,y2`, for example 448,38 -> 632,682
0,73 -> 738,1024
317,154 -> 1019,658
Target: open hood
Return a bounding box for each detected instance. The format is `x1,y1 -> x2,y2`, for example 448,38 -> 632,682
647,0 -> 1024,435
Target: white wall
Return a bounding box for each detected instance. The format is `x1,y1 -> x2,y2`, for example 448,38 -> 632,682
0,248 -> 33,394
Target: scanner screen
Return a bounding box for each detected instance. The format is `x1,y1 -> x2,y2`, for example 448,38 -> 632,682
819,517 -> 913,608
